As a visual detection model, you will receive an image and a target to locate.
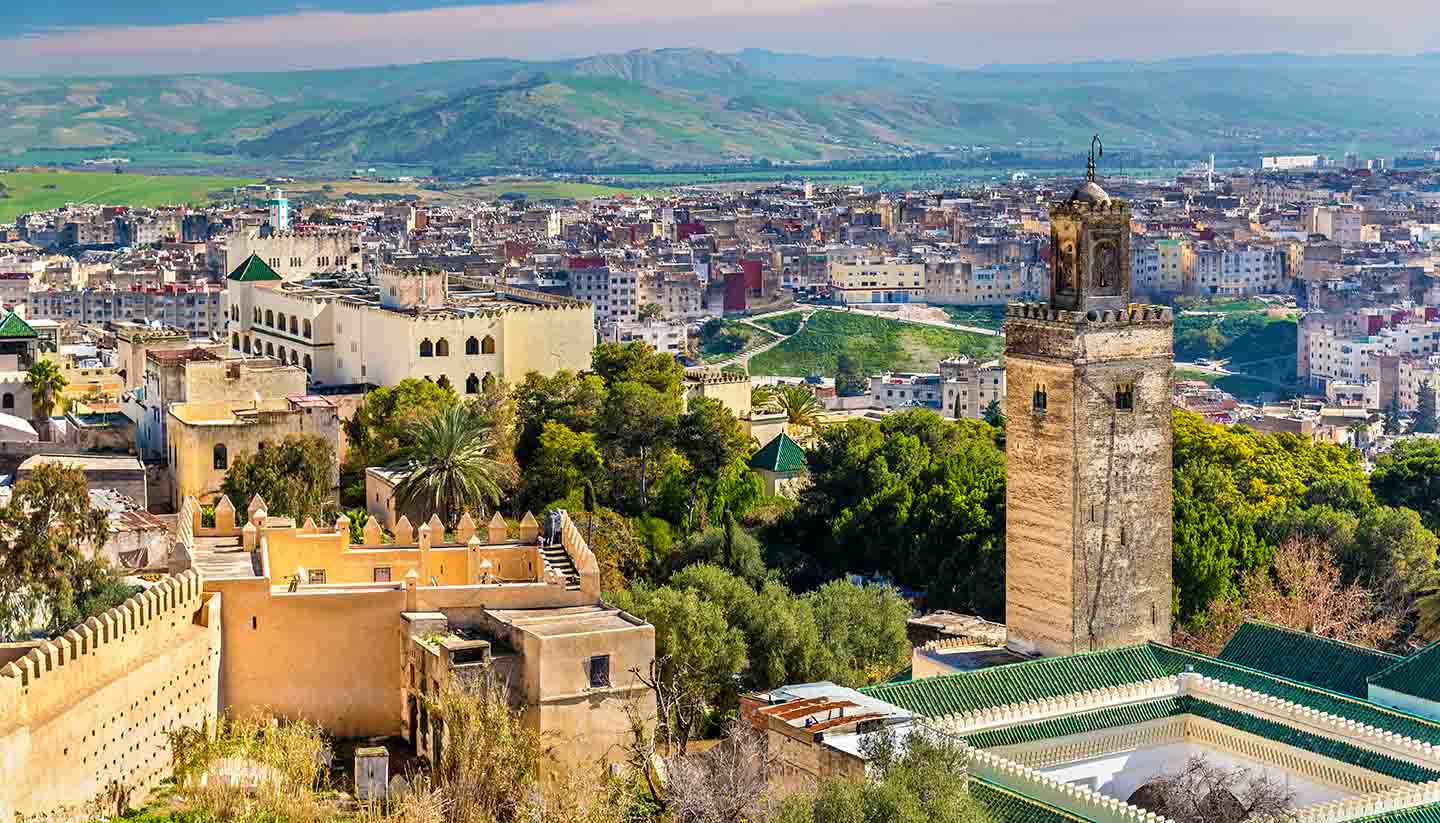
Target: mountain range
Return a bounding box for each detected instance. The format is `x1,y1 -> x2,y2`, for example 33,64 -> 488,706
4,48 -> 1440,173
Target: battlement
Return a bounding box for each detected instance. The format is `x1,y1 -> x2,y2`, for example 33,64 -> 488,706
1006,301 -> 1172,326
0,571 -> 207,723
685,368 -> 750,386
1050,197 -> 1130,217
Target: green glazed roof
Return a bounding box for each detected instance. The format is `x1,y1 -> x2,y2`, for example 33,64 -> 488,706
963,698 -> 1184,750
970,778 -> 1095,823
1358,803 -> 1440,822
1369,643 -> 1440,703
860,645 -> 1169,717
1219,621 -> 1400,698
749,431 -> 806,473
227,253 -> 284,282
0,310 -> 39,339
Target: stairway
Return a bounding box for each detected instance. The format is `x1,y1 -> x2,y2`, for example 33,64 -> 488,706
540,543 -> 582,591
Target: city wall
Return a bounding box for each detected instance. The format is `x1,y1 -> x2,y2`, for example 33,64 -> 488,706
0,571 -> 220,821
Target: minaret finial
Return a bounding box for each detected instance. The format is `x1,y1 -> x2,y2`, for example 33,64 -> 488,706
1087,134 -> 1103,182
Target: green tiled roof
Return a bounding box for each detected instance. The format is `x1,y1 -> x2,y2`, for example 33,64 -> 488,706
227,253 -> 283,282
1358,803 -> 1440,822
1184,698 -> 1440,784
1369,643 -> 1440,704
970,778 -> 1095,823
964,698 -> 1184,750
0,310 -> 38,339
749,431 -> 806,473
1219,621 -> 1400,698
860,645 -> 1169,717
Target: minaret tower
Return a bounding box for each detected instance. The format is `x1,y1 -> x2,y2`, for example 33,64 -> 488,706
1003,136 -> 1174,658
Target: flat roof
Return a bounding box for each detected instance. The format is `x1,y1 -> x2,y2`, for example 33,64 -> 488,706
19,453 -> 144,472
486,605 -> 642,637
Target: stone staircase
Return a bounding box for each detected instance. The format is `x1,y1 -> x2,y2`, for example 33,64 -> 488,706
539,543 -> 582,591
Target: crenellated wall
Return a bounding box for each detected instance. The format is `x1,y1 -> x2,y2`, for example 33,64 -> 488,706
0,571 -> 220,821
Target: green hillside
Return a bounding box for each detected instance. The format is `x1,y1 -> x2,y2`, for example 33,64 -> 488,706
0,170 -> 254,222
748,311 -> 1001,377
5,49 -> 1440,173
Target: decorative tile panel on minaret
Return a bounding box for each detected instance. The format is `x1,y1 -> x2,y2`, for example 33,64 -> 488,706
1004,137 -> 1174,658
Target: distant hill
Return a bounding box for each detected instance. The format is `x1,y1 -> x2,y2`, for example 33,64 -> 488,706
4,48 -> 1440,173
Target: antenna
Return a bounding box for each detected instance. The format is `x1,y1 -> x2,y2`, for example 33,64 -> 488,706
1087,135 -> 1104,182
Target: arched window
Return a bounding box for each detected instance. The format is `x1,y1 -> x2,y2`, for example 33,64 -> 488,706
253,307 -> 260,323
303,354 -> 312,373
419,339 -> 433,358
213,444 -> 228,470
481,335 -> 496,354
1,393 -> 12,410
266,342 -> 275,357
466,336 -> 479,355
1033,384 -> 1048,412
232,333 -> 240,350
435,338 -> 450,357
437,375 -> 452,391
290,316 -> 298,335
303,319 -> 312,339
277,312 -> 286,331
482,373 -> 496,392
278,346 -> 286,363
265,310 -> 274,327
243,337 -> 252,354
466,373 -> 480,395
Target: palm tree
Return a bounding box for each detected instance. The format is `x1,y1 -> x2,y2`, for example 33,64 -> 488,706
24,359 -> 67,441
392,406 -> 516,529
750,384 -> 778,411
774,385 -> 822,430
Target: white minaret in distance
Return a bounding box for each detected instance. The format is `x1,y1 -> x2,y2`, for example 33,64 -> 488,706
269,188 -> 290,231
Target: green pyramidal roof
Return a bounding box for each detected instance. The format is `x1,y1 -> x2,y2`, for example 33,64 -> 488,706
0,310 -> 39,339
750,431 -> 806,473
1219,620 -> 1400,698
227,253 -> 283,283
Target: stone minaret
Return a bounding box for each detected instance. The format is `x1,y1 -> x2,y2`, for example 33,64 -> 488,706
1003,143 -> 1174,658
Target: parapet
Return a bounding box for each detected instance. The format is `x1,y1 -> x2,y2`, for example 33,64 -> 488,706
1005,301 -> 1172,326
685,368 -> 749,386
1049,197 -> 1130,217
0,570 -> 207,725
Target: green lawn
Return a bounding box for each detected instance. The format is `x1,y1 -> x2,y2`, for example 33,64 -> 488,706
748,310 -> 1001,378
939,305 -> 1009,331
0,170 -> 256,222
699,320 -> 778,363
754,312 -> 804,335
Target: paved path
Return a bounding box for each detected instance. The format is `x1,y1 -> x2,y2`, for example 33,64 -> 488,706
711,309 -> 815,368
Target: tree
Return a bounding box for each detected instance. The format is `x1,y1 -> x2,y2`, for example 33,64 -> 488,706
520,421 -> 605,511
24,358 -> 67,440
1176,538 -> 1397,655
676,397 -> 750,480
393,406 -> 516,528
806,580 -> 912,686
673,521 -> 767,585
835,353 -> 868,397
597,381 -> 679,511
513,370 -> 606,465
1417,380 -> 1439,434
638,303 -> 665,321
1372,439 -> 1440,533
751,384 -> 778,411
0,464 -> 118,641
1347,506 -> 1438,614
1384,395 -> 1403,435
590,340 -> 684,398
1128,756 -> 1294,823
773,385 -> 822,430
664,724 -> 779,823
221,434 -> 335,525
342,378 -> 457,503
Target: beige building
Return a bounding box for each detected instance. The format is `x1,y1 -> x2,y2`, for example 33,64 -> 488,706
165,395 -> 340,508
828,258 -> 925,305
225,229 -> 361,282
940,356 -> 1006,420
223,261 -> 595,391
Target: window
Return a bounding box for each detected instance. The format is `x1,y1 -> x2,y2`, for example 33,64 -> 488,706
290,316 -> 298,335
466,336 -> 480,355
266,342 -> 274,357
278,346 -> 286,363
435,338 -> 450,357
466,373 -> 480,395
308,569 -> 327,584
243,337 -> 252,354
437,375 -> 452,392
481,335 -> 496,355
1116,383 -> 1135,411
1,393 -> 12,410
482,373 -> 496,392
1033,384 -> 1048,412
277,312 -> 286,331
419,339 -> 433,358
232,333 -> 240,350
303,319 -> 312,338
265,310 -> 274,327
374,567 -> 392,583
304,354 -> 312,373
213,444 -> 228,470
589,655 -> 610,688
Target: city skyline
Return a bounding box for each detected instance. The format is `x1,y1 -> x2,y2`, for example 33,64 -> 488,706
4,0 -> 1437,76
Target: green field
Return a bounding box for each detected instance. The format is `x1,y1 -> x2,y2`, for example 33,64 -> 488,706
939,305 -> 1010,331
698,320 -> 778,363
754,312 -> 804,335
0,170 -> 255,222
1174,368 -> 1282,401
748,310 -> 1001,378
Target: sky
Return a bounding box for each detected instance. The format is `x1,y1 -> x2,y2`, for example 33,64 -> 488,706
3,0 -> 1436,76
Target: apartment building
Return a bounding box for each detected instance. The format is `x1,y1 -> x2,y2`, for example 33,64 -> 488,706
924,259 -> 1047,305
28,284 -> 225,336
829,258 -> 925,304
870,372 -> 943,409
939,356 -> 1006,420
1309,204 -> 1365,244
636,270 -> 705,319
1191,244 -> 1288,297
569,262 -> 638,323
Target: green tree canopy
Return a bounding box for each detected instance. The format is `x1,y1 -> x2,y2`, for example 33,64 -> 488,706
393,406 -> 516,527
520,421 -> 605,512
513,370 -> 605,465
220,434 -> 335,525
675,396 -> 750,480
590,340 -> 684,398
1373,439 -> 1440,532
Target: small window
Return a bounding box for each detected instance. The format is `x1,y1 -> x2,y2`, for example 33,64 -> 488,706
1120,527 -> 1128,546
589,655 -> 611,688
419,339 -> 433,358
435,338 -> 450,357
1116,383 -> 1135,411
308,569 -> 327,584
466,336 -> 480,355
213,444 -> 228,470
303,319 -> 312,338
1,393 -> 12,410
481,335 -> 496,355
1033,384 -> 1048,412
466,373 -> 480,395
374,567 -> 392,583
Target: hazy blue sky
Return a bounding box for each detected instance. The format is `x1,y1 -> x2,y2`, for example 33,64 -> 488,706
4,0 -> 1435,76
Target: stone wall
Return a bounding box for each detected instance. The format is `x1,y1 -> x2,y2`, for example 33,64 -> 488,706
0,571 -> 220,821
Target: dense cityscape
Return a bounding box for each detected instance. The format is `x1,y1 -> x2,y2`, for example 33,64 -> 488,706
7,20 -> 1440,823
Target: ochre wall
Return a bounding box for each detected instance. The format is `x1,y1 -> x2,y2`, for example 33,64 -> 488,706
206,577 -> 405,738
0,572 -> 220,821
